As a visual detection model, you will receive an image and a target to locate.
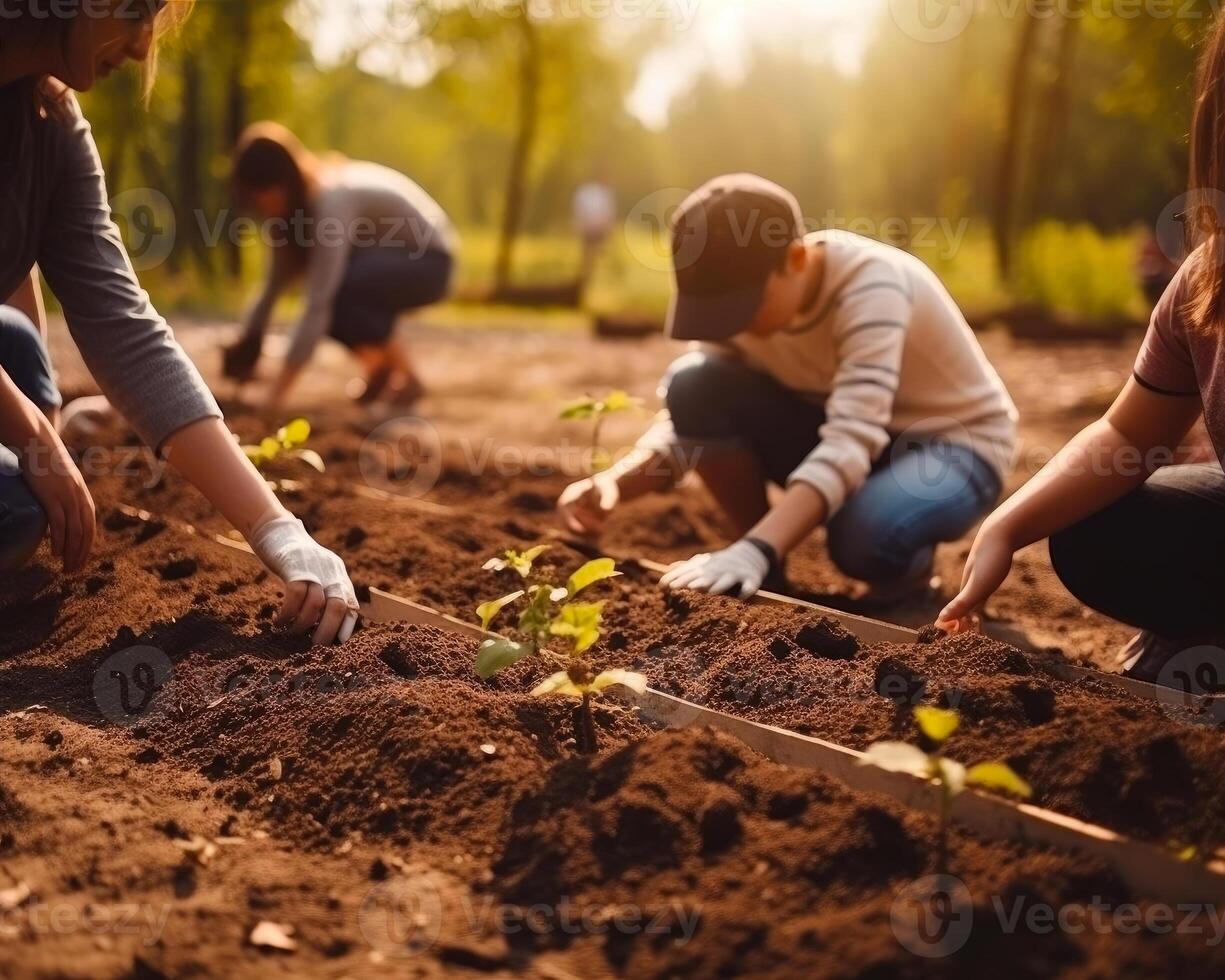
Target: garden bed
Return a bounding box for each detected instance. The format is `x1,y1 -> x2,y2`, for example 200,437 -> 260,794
70,414 -> 1225,859
3,513 -> 1224,976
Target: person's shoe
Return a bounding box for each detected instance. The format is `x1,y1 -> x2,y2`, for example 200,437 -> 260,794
389,376 -> 427,411
354,366 -> 394,406
1118,631 -> 1225,690
852,560 -> 940,612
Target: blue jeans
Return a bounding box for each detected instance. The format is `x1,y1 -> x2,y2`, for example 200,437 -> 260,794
663,351 -> 1004,584
0,306 -> 59,574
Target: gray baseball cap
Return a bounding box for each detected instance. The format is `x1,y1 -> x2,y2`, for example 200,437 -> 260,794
667,174 -> 805,342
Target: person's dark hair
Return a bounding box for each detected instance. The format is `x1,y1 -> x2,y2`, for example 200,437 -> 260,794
231,122 -> 321,275
0,0 -> 191,123
1187,14 -> 1225,331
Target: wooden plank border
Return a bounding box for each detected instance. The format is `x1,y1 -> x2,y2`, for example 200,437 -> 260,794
363,584 -> 1225,905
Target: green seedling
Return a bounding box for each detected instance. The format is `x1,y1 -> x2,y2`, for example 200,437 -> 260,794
560,390 -> 643,473
860,706 -> 1032,874
473,548 -> 645,752
482,545 -> 550,579
242,418 -> 325,473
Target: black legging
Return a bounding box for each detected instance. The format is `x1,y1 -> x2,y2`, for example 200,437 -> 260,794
1049,463 -> 1225,639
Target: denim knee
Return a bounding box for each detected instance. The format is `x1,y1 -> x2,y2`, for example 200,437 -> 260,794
0,306 -> 61,412
663,351 -> 734,437
0,491 -> 48,574
826,510 -> 923,583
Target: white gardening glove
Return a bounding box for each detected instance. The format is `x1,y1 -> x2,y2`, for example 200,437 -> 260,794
248,515 -> 359,645
659,539 -> 773,600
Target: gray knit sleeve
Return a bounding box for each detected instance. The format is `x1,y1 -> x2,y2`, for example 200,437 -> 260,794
35,99 -> 221,451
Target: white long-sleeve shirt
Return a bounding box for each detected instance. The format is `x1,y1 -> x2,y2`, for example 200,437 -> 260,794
639,230 -> 1019,516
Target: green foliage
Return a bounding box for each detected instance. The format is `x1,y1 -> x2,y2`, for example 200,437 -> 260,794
861,706 -> 1032,872
476,591 -> 525,632
241,418 -> 325,472
1013,222 -> 1145,321
470,546 -> 644,749
561,391 -> 643,474
483,545 -> 550,578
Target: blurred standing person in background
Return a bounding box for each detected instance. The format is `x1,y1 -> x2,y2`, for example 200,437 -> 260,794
224,123 -> 458,413
0,0 -> 358,644
573,178 -> 617,299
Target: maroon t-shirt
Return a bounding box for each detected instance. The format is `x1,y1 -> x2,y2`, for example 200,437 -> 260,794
1134,253 -> 1223,463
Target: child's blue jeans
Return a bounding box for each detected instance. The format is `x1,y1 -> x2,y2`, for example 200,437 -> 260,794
0,305 -> 60,574
663,351 -> 1004,584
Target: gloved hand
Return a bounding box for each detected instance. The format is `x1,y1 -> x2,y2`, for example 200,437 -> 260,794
222,333 -> 263,383
248,515 -> 359,645
659,539 -> 773,600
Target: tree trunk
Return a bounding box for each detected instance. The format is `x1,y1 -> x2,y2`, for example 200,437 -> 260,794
1032,0 -> 1085,218
224,5 -> 252,281
993,1 -> 1051,280
178,52 -> 214,280
493,6 -> 541,294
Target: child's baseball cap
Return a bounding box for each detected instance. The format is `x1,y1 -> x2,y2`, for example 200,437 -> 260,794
667,173 -> 805,342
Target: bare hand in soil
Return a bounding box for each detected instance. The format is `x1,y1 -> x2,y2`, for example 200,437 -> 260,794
556,475 -> 619,536
938,523 -> 1014,631
20,419 -> 96,572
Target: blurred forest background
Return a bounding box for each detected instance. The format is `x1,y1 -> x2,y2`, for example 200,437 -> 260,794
79,0 -> 1217,325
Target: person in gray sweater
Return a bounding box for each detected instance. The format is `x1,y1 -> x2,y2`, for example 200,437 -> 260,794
0,1 -> 359,645
224,122 -> 457,411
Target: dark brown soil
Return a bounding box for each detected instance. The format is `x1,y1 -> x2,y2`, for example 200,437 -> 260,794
72,414 -> 1225,856
4,430 -> 1225,976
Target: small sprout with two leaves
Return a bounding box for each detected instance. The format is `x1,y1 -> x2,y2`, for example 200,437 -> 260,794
242,418 -> 325,473
472,548 -> 645,752
559,390 -> 643,473
861,706 -> 1032,873
482,544 -> 550,579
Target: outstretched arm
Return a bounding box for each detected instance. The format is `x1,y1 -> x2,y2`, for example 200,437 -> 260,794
161,417 -> 358,644
939,378 -> 1201,627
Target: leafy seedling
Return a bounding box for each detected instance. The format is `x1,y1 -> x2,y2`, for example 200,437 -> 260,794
472,548 -> 644,752
560,390 -> 643,473
242,418 -> 325,473
483,545 -> 549,579
860,706 -> 1032,874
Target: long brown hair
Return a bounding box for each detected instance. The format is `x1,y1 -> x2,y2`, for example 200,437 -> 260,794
1,0 -> 192,121
1187,14 -> 1225,331
231,122 -> 322,275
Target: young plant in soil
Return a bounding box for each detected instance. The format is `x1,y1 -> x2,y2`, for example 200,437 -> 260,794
241,418 -> 325,473
473,546 -> 646,753
861,706 -> 1032,874
559,390 -> 642,473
